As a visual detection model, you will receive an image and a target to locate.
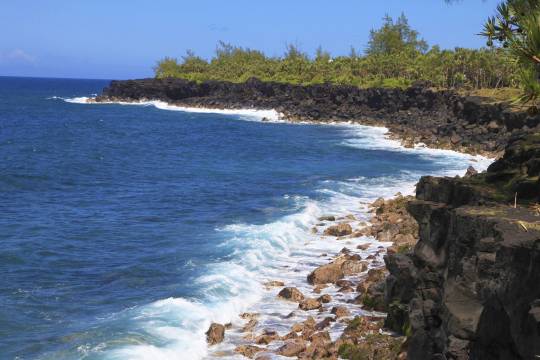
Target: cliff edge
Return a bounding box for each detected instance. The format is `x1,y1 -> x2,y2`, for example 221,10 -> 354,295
385,132 -> 540,359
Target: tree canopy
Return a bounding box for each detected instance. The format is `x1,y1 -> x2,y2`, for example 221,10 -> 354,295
481,0 -> 540,103
366,13 -> 428,55
154,13 -> 517,90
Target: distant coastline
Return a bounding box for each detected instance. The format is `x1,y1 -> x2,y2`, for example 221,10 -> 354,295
91,77 -> 540,158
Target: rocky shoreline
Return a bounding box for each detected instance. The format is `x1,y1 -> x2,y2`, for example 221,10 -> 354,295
205,193 -> 419,359
203,132 -> 540,360
95,77 -> 540,157
92,78 -> 540,359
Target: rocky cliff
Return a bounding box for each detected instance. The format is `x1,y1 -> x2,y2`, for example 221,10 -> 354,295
385,133 -> 540,359
96,78 -> 540,156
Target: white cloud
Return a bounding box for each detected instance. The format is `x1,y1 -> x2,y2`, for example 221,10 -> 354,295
0,49 -> 36,64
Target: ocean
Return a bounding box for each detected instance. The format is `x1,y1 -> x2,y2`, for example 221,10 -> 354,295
0,76 -> 491,359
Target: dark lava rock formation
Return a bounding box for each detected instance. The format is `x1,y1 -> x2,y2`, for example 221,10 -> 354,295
96,77 -> 540,156
385,132 -> 540,359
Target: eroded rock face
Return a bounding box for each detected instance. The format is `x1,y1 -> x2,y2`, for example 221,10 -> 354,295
206,323 -> 225,345
385,136 -> 540,360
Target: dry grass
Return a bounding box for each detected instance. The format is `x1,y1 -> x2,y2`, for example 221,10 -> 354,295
456,87 -> 528,112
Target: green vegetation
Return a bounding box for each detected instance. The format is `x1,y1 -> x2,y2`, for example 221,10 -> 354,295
154,13 -> 517,90
481,0 -> 540,104
361,294 -> 386,311
337,334 -> 403,360
396,244 -> 413,254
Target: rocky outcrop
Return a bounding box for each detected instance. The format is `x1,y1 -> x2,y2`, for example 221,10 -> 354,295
206,323 -> 225,345
95,77 -> 540,156
360,195 -> 418,253
277,287 -> 305,302
323,222 -> 353,236
307,255 -> 367,284
385,133 -> 540,359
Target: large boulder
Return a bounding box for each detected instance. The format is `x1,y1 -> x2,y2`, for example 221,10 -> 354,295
323,222 -> 353,236
307,256 -> 366,284
331,306 -> 351,318
299,298 -> 321,311
278,340 -> 306,357
206,323 -> 225,345
278,287 -> 305,302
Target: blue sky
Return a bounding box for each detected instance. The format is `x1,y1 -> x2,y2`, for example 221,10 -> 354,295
0,0 -> 500,79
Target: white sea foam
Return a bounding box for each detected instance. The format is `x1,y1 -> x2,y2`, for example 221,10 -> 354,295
62,97 -> 283,122
60,95 -> 494,359
64,96 -> 92,104
98,130 -> 492,359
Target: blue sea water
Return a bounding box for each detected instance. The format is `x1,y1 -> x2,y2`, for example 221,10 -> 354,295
0,77 -> 491,360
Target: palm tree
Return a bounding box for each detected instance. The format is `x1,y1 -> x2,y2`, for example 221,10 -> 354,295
481,0 -> 540,104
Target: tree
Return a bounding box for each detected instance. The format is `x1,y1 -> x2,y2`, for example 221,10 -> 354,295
154,57 -> 180,78
315,45 -> 331,62
179,50 -> 208,74
481,0 -> 540,103
366,13 -> 428,55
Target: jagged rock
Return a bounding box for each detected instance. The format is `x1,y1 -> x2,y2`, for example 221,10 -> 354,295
324,222 -> 353,236
317,294 -> 332,303
331,306 -> 351,318
339,285 -> 354,293
308,331 -> 332,347
318,215 -> 335,221
307,255 -> 366,284
315,317 -> 334,330
357,243 -> 370,250
243,319 -> 258,332
307,261 -> 343,284
282,331 -> 299,340
303,316 -> 317,329
234,344 -> 264,358
299,298 -> 321,311
278,287 -> 305,302
341,260 -> 368,275
336,279 -> 353,288
278,340 -> 306,356
340,247 -> 351,254
264,280 -> 284,288
255,329 -> 279,345
240,312 -> 259,320
206,323 -> 225,345
291,322 -> 304,333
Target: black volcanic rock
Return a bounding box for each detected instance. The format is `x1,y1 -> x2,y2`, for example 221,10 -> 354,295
95,77 -> 540,156
384,133 -> 540,360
